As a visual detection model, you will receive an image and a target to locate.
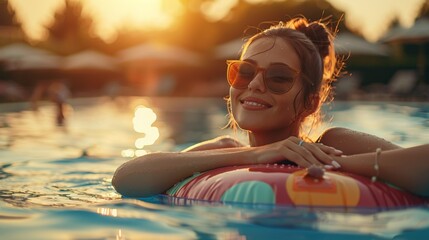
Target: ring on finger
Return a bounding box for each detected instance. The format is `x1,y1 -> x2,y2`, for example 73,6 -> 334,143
298,139 -> 305,147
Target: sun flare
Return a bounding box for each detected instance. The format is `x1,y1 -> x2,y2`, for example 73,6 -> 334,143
83,0 -> 183,41
9,0 -> 184,41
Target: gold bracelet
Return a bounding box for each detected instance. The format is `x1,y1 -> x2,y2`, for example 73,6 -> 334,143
371,148 -> 381,183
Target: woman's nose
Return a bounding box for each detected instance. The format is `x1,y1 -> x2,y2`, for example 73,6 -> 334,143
247,72 -> 267,93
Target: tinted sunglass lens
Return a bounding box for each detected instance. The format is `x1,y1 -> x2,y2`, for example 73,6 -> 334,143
227,63 -> 238,86
229,62 -> 255,88
265,65 -> 295,94
238,62 -> 255,78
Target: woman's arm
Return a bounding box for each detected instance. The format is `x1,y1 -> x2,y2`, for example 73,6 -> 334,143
319,127 -> 429,196
112,147 -> 254,197
334,145 -> 429,197
112,136 -> 245,197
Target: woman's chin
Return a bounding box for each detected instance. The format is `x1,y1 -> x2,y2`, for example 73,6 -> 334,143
236,120 -> 271,132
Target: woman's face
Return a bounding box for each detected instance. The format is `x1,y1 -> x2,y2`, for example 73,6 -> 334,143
230,37 -> 306,133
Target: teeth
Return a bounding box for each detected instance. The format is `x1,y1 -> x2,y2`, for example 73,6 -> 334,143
244,101 -> 266,107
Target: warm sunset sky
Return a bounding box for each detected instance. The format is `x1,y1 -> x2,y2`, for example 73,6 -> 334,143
8,0 -> 428,42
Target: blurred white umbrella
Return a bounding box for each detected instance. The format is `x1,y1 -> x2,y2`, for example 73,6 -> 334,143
381,18 -> 429,85
117,43 -> 201,66
6,54 -> 61,71
0,43 -> 61,70
214,38 -> 245,59
62,50 -> 118,71
0,43 -> 48,59
334,32 -> 390,56
117,43 -> 201,96
382,18 -> 429,43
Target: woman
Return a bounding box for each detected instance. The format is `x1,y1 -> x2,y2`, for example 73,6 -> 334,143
112,17 -> 429,198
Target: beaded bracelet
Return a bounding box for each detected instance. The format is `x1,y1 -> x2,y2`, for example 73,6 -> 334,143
371,148 -> 382,183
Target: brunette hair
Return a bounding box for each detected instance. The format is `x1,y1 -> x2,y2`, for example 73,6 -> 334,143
226,17 -> 343,141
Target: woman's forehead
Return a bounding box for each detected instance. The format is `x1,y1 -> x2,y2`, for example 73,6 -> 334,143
241,37 -> 300,70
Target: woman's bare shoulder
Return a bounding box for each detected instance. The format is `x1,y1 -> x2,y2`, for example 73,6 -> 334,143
182,135 -> 244,152
318,127 -> 401,155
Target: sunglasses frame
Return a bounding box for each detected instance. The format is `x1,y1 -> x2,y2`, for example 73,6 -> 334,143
226,60 -> 300,94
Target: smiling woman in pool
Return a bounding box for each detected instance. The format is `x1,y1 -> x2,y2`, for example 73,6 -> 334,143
112,17 -> 429,199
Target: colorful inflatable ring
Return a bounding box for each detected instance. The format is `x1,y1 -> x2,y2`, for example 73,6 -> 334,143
166,164 -> 428,208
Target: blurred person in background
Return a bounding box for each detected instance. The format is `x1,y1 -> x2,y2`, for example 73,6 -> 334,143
31,79 -> 71,125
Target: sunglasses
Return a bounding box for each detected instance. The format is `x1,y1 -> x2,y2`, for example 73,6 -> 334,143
226,60 -> 300,94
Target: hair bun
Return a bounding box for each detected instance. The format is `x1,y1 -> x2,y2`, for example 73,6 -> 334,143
294,20 -> 331,59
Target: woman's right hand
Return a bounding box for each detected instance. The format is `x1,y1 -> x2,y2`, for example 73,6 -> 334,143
252,136 -> 343,168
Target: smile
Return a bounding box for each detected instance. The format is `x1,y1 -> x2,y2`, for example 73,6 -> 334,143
240,97 -> 272,110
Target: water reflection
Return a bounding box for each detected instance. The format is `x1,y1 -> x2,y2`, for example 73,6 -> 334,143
133,105 -> 157,133
120,149 -> 135,158
97,207 -> 118,217
119,104 -> 161,158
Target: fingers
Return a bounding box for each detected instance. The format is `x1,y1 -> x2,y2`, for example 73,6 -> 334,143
317,143 -> 343,156
281,137 -> 342,169
312,143 -> 342,169
280,140 -> 324,168
301,142 -> 342,168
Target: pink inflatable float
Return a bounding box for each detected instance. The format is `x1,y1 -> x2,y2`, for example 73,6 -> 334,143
166,164 -> 428,208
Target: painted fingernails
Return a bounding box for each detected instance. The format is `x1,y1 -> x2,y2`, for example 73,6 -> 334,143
331,160 -> 341,169
324,165 -> 334,170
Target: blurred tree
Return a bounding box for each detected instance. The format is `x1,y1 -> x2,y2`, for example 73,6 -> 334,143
0,0 -> 20,27
420,0 -> 429,16
168,5 -> 219,53
222,0 -> 346,41
172,0 -> 346,52
45,0 -> 107,55
0,0 -> 25,45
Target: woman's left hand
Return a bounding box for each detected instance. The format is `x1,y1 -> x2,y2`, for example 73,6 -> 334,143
252,136 -> 343,168
297,140 -> 343,168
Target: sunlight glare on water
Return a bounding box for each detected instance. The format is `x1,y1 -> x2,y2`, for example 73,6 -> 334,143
132,105 -> 160,153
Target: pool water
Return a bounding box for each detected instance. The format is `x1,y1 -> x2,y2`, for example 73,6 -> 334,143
1,97 -> 429,239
